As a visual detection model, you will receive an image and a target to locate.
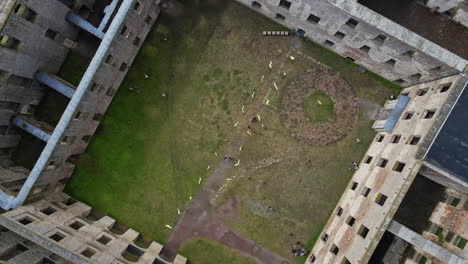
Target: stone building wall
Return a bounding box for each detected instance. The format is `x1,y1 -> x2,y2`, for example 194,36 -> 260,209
424,189 -> 468,260
0,192 -> 187,264
234,0 -> 467,88
40,0 -> 161,197
389,188 -> 467,264
0,224 -> 71,263
306,74 -> 463,264
0,0 -> 97,197
0,0 -> 161,203
426,0 -> 468,28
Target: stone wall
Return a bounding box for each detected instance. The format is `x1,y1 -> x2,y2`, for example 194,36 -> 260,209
0,224 -> 71,263
234,0 -> 467,88
0,0 -> 98,197
0,192 -> 187,264
426,0 -> 468,28
307,74 -> 462,264
0,0 -> 161,203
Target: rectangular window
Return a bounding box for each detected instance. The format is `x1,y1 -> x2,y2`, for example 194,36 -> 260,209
106,87 -> 116,96
145,15 -> 153,25
390,135 -> 401,144
401,50 -> 416,59
350,181 -> 358,190
416,88 -> 428,96
89,82 -> 98,92
345,18 -> 359,29
133,36 -> 141,46
361,187 -> 371,197
0,34 -> 21,50
408,135 -> 421,145
252,1 -> 261,8
360,45 -> 370,53
321,233 -> 328,242
97,234 -> 112,245
74,112 -> 83,120
82,135 -> 92,143
49,232 -> 66,242
324,40 -> 334,47
455,236 -> 467,249
411,73 -> 422,80
119,62 -> 128,72
375,193 -> 388,206
373,34 -> 387,44
105,54 -> 114,65
385,59 -> 396,67
40,258 -> 55,264
334,31 -> 345,39
0,244 -> 28,261
62,197 -> 77,206
279,0 -> 291,10
133,1 -> 141,11
364,155 -> 373,164
449,196 -> 461,207
307,14 -> 321,24
337,206 -> 343,216
61,136 -> 76,145
81,248 -> 96,259
18,216 -> 35,225
93,113 -> 103,121
358,225 -> 369,238
438,83 -> 452,93
275,13 -> 285,21
120,25 -> 128,36
47,161 -> 58,170
69,220 -> 85,230
40,206 -> 57,215
377,158 -> 388,168
45,29 -> 58,40
394,79 -> 406,84
346,216 -> 355,226
422,109 -> 436,119
392,161 -> 406,172
341,258 -> 351,264
376,134 -> 385,142
403,111 -> 414,120
133,1 -> 143,13
330,244 -> 339,255
15,4 -> 37,23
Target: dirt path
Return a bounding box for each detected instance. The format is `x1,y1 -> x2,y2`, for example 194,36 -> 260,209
160,39 -> 301,264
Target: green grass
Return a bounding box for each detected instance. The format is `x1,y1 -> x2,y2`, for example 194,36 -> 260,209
179,239 -> 256,264
304,92 -> 334,122
302,40 -> 402,101
64,1 -> 400,264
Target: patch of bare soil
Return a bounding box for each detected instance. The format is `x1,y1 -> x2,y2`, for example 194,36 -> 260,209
280,68 -> 358,145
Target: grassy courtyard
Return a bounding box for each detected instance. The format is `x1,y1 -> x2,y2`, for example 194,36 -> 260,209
65,1 -> 399,263
304,92 -> 334,122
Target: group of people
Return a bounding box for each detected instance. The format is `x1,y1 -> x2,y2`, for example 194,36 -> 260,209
347,161 -> 360,171
291,241 -> 309,257
247,116 -> 266,135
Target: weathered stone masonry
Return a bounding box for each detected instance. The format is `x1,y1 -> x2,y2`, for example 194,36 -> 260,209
0,0 -> 160,204
235,0 -> 467,87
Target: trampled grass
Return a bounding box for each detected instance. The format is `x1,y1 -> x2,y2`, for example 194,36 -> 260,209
65,1 -> 400,263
